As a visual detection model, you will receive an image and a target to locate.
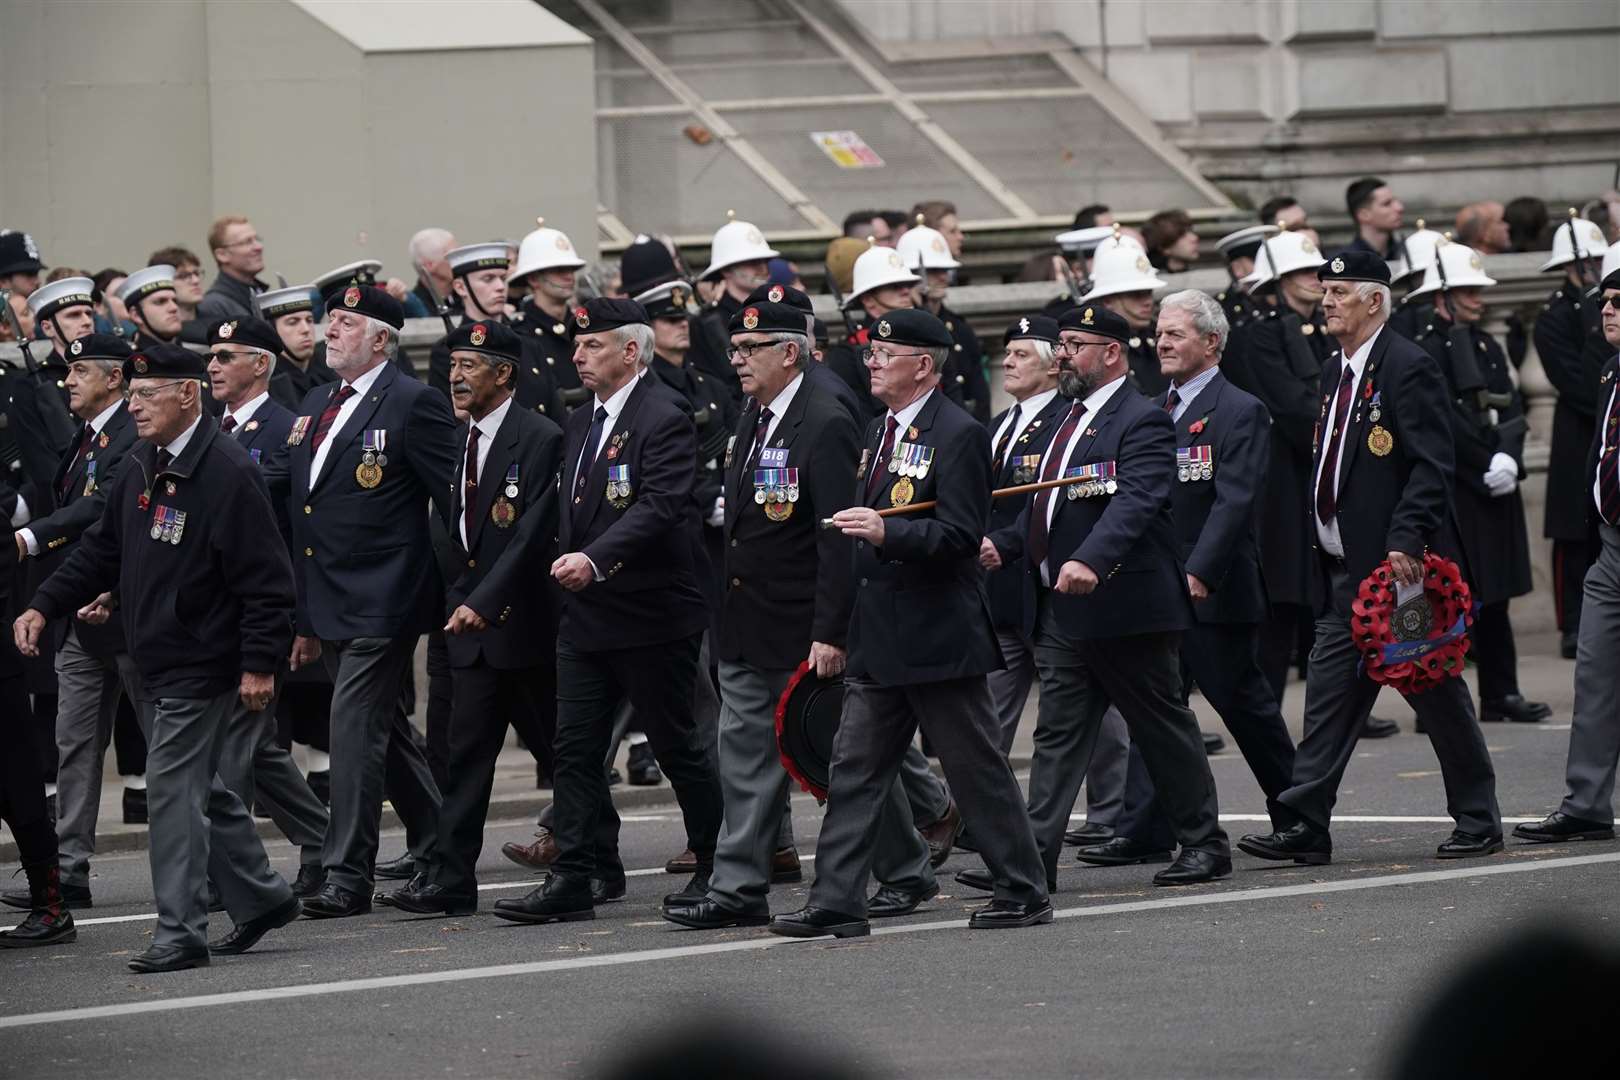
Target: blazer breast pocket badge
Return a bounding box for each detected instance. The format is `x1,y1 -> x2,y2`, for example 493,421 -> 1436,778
606,465 -> 633,509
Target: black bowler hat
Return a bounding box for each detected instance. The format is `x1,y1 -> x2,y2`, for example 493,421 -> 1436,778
870,307 -> 952,349
1319,249 -> 1391,287
209,316 -> 284,356
328,282 -> 405,330
124,342 -> 206,382
775,663 -> 845,800
570,296 -> 648,335
65,334 -> 133,364
1002,313 -> 1060,346
1057,303 -> 1131,344
445,319 -> 522,365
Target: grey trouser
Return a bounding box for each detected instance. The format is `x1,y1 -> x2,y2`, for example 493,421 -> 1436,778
215,671 -> 328,868
988,628 -> 1038,753
53,627 -> 138,889
1561,524 -> 1620,824
1083,707 -> 1129,830
137,689 -> 290,950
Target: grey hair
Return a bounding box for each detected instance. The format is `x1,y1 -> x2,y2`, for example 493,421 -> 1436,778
1159,289 -> 1230,354
614,322 -> 656,365
408,227 -> 455,264
363,317 -> 399,359
238,343 -> 278,375
922,345 -> 950,379
1007,338 -> 1055,365
1353,281 -> 1393,322
765,330 -> 811,370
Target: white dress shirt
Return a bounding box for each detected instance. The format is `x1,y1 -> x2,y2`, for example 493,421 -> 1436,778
1039,373 -> 1128,584
309,361 -> 387,485
161,415 -> 203,461
580,370 -> 647,581
990,386 -> 1059,457
1313,327 -> 1382,558
223,390 -> 270,432
1167,364 -> 1220,424
753,372 -> 804,457
883,388 -> 935,448
17,398 -> 126,556
459,396 -> 512,548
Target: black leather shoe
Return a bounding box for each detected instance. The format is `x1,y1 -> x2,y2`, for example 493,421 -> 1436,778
291,865 -> 326,899
867,883 -> 940,918
1361,715 -> 1400,739
306,770 -> 331,806
968,899 -> 1053,929
662,868 -> 711,907
122,787 -> 148,825
1560,630 -> 1578,659
918,801 -> 963,869
300,883 -> 372,919
770,847 -> 804,884
1202,732 -> 1226,755
767,906 -> 869,939
128,943 -> 210,973
1076,837 -> 1173,866
1238,822 -> 1332,865
210,895 -> 301,954
1512,812 -> 1615,844
626,743 -> 662,786
1480,695 -> 1552,724
662,897 -> 770,930
954,868 -> 993,892
1436,831 -> 1504,859
373,854 -> 417,881
492,874 -> 594,925
1063,822 -> 1113,847
2,881 -> 92,911
380,881 -> 476,916
592,877 -> 627,904
1153,849 -> 1233,886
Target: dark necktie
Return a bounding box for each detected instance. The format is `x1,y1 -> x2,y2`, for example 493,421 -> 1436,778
992,404 -> 1021,476
62,423 -> 94,498
866,415 -> 900,499
747,407 -> 773,470
1026,402 -> 1087,571
574,406 -> 609,503
1315,364 -> 1356,526
463,427 -> 480,543
220,414 -> 238,435
1599,386 -> 1620,525
310,384 -> 356,455
155,449 -> 174,474
1163,388 -> 1180,415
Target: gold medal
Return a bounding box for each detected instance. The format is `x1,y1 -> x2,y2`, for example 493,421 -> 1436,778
356,461 -> 384,488
1367,425 -> 1394,457
764,500 -> 793,522
889,477 -> 914,507
490,497 -> 516,528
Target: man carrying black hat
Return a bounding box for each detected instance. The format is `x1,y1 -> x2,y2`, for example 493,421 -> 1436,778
380,318 -> 565,915
770,307 -> 1051,939
16,342 -> 301,972
264,283 -> 460,918
1238,251 -> 1503,866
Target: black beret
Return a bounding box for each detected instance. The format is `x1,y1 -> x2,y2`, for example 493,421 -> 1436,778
1602,268 -> 1620,293
1057,303 -> 1131,343
209,316 -> 284,356
327,282 -> 405,330
570,296 -> 648,335
65,333 -> 133,364
1319,249 -> 1391,287
728,299 -> 805,336
445,319 -> 522,365
744,282 -> 813,314
124,342 -> 205,382
870,307 -> 952,350
1003,314 -> 1060,346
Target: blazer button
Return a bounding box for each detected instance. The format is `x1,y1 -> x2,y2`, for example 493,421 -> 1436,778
730,538 -> 738,547
303,505 -> 312,514
468,558 -> 476,568
730,577 -> 741,587
304,547 -> 314,556
860,577 -> 868,586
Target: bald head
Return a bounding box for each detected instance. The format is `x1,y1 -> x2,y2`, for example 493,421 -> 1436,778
1455,202 -> 1509,254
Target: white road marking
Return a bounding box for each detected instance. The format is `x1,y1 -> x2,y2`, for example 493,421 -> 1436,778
2,851 -> 1615,1030
1069,813 -> 1549,824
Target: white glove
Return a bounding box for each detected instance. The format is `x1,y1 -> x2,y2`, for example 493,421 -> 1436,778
1483,452 -> 1518,497
706,495 -> 725,528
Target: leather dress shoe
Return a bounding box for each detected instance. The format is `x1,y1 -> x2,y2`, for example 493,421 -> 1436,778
502,828 -> 558,870
867,883 -> 940,918
291,865 -> 327,898
381,880 -> 476,915
128,943 -> 211,973
1480,695 -> 1552,724
626,743 -> 662,786
122,787 -> 148,825
1076,837 -> 1173,866
662,868 -> 712,907
1512,812 -> 1615,844
1202,731 -> 1226,755
664,848 -> 698,874
592,877 -> 627,904
373,853 -> 417,880
955,867 -> 1057,894
300,883 -> 372,919
917,800 -> 963,869
210,895 -> 302,954
1238,822 -> 1332,865
768,906 -> 869,939
1063,822 -> 1113,847
968,899 -> 1053,929
1152,849 -> 1232,886
1361,715 -> 1400,739
771,847 -> 803,884
662,897 -> 770,930
492,874 -> 594,925
2,881 -> 90,911
1436,831 -> 1504,859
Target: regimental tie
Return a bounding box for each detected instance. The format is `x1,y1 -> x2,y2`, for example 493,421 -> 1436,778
1026,401 -> 1087,570
1600,386 -> 1620,525
463,427 -> 480,544
747,407 -> 773,471
866,415 -> 900,499
310,385 -> 356,455
1315,364 -> 1355,525
220,414 -> 237,435
62,423 -> 94,499
991,404 -> 1021,476
574,406 -> 609,503
1163,388 -> 1180,416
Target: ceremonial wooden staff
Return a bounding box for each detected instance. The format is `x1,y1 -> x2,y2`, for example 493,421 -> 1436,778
819,473 -> 1099,528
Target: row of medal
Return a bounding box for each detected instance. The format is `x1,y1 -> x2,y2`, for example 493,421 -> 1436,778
605,464 -> 633,507
753,467 -> 801,505
149,504 -> 187,545
887,442 -> 936,479
491,464 -> 520,527
356,430 -> 388,489
1177,446 -> 1214,482
1062,461 -> 1118,500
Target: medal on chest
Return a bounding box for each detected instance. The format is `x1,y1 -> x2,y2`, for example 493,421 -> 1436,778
82,459 -> 97,498
1176,446 -> 1214,482
1063,461 -> 1117,500
889,440 -> 935,479
356,429 -> 387,488
756,467 -> 799,521
606,464 -> 632,509
149,504 -> 187,546
287,416 -> 311,446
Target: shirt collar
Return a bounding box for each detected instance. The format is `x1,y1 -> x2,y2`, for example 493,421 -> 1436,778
596,368 -> 641,419
1343,325 -> 1383,379
162,414 -> 203,460
1080,373 -> 1128,417
886,388 -> 935,434
1171,364 -> 1220,403
759,371 -> 804,417
1012,386 -> 1058,420
343,361 -> 388,396
226,390 -> 269,427
473,395 -> 512,442
88,399 -> 123,435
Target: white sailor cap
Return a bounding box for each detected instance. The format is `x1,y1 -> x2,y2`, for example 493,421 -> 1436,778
256,285 -> 316,319
313,259 -> 384,295
116,264 -> 176,306
447,242 -> 514,277
1053,225 -> 1122,255
26,276 -> 94,320
1215,225 -> 1279,259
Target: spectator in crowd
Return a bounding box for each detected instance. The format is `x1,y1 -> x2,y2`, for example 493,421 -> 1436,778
1258,195 -> 1308,232
1344,176 -> 1405,259
1072,204 -> 1113,230
878,210 -> 911,244
1456,202 -> 1511,254
406,228 -> 457,315
842,210 -> 892,246
1504,197 -> 1551,252
90,268 -> 131,336
913,200 -> 964,260
197,215 -> 267,322
148,245 -> 209,343
1143,209 -> 1199,273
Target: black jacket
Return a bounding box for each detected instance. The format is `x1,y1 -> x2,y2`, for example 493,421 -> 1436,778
513,297 -> 586,404
228,397 -> 298,547
983,392 -> 1070,635
428,313 -> 567,424
1535,283 -> 1610,540
937,304 -> 991,425
31,417 -> 295,697
269,356 -> 339,411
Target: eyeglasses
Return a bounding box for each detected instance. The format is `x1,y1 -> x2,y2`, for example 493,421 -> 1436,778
129,381 -> 187,401
1056,338 -> 1109,356
866,345 -> 931,366
726,340 -> 786,362
219,235 -> 262,250
174,269 -> 203,283
1604,294 -> 1620,311
206,350 -> 249,363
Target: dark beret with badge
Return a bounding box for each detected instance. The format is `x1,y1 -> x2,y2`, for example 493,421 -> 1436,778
774,662 -> 845,801
445,319 -> 522,365
570,296 -> 649,335
209,316 -> 284,356
124,342 -> 206,382
870,306 -> 953,350
66,333 -> 134,364
1057,303 -> 1131,343
728,284 -> 810,336
1002,313 -> 1060,346
328,282 -> 405,330
1319,249 -> 1391,287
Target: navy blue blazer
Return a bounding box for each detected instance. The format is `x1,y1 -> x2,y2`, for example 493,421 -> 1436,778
230,397 -> 297,547
556,373 -> 708,652
1001,378 -> 1193,640
272,362 -> 459,641
983,392 -> 1070,636
1154,371 -> 1270,625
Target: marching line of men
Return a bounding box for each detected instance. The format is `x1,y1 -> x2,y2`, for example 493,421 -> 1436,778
3,210 -> 1620,962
